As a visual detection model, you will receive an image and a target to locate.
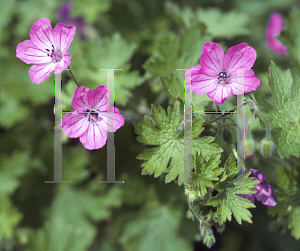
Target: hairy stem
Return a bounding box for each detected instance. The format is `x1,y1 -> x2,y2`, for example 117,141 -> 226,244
67,66 -> 80,88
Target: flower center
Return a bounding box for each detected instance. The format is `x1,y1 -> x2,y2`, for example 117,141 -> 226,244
84,109 -> 100,122
46,45 -> 62,63
218,71 -> 229,84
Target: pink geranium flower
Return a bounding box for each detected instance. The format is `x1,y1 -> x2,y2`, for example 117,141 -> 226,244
266,12 -> 288,55
237,169 -> 277,206
16,18 -> 76,84
62,85 -> 125,150
186,42 -> 260,105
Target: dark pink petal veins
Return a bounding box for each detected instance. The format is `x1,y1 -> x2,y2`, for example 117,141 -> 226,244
223,43 -> 256,71
200,42 -> 224,76
16,40 -> 52,65
28,63 -> 55,84
79,122 -> 107,150
61,112 -> 89,138
88,85 -> 109,111
29,18 -> 55,51
52,23 -> 76,53
228,69 -> 260,95
71,86 -> 91,110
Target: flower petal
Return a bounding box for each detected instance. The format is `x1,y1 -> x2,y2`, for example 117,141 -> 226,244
99,107 -> 125,132
266,12 -> 285,37
200,42 -> 224,76
30,18 -> 55,51
249,169 -> 267,183
223,43 -> 256,71
88,85 -> 109,111
228,69 -> 260,95
71,86 -> 91,111
52,22 -> 76,53
255,182 -> 277,206
28,63 -> 55,84
16,40 -> 52,64
79,122 -> 107,150
61,112 -> 89,138
207,83 -> 232,105
185,66 -> 201,92
266,12 -> 288,55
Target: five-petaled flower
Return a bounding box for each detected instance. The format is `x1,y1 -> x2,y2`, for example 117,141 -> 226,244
16,18 -> 76,84
62,85 -> 125,150
237,169 -> 277,207
185,42 -> 260,105
266,12 -> 288,56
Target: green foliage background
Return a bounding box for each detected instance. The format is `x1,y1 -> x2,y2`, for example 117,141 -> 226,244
1,0 -> 300,250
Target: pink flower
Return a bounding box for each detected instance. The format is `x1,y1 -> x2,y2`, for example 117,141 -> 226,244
62,85 -> 125,150
16,18 -> 76,84
237,169 -> 277,207
185,42 -> 260,105
266,12 -> 287,55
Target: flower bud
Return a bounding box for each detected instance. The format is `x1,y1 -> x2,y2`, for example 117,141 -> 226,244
245,138 -> 255,160
189,191 -> 197,202
203,233 -> 216,248
259,138 -> 275,157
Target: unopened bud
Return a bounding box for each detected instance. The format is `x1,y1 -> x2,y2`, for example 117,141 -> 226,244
259,138 -> 275,157
203,233 -> 216,248
245,138 -> 255,160
189,191 -> 197,202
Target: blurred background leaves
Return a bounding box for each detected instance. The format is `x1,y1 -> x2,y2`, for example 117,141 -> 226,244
1,0 -> 300,250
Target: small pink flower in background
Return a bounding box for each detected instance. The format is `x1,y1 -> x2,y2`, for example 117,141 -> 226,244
186,42 -> 260,105
62,85 -> 125,150
266,12 -> 288,55
57,1 -> 87,40
16,18 -> 76,84
237,169 -> 277,206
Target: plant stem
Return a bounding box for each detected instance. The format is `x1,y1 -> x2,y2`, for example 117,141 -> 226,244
215,123 -> 237,130
202,100 -> 256,127
67,66 -> 80,88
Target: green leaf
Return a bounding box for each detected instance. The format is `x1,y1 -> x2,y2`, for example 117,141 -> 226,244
195,8 -> 250,39
133,101 -> 222,184
0,151 -> 30,194
268,165 -> 300,240
71,0 -> 112,24
119,188 -> 192,251
29,184 -> 122,251
159,73 -> 211,114
165,1 -> 195,29
160,73 -> 184,101
189,152 -> 223,197
207,154 -> 259,225
254,61 -> 300,158
144,27 -> 211,82
15,0 -> 57,38
70,33 -> 144,105
165,2 -> 250,39
0,195 -> 22,240
0,0 -> 16,41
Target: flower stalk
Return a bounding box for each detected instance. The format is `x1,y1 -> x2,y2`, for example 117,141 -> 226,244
67,66 -> 80,88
